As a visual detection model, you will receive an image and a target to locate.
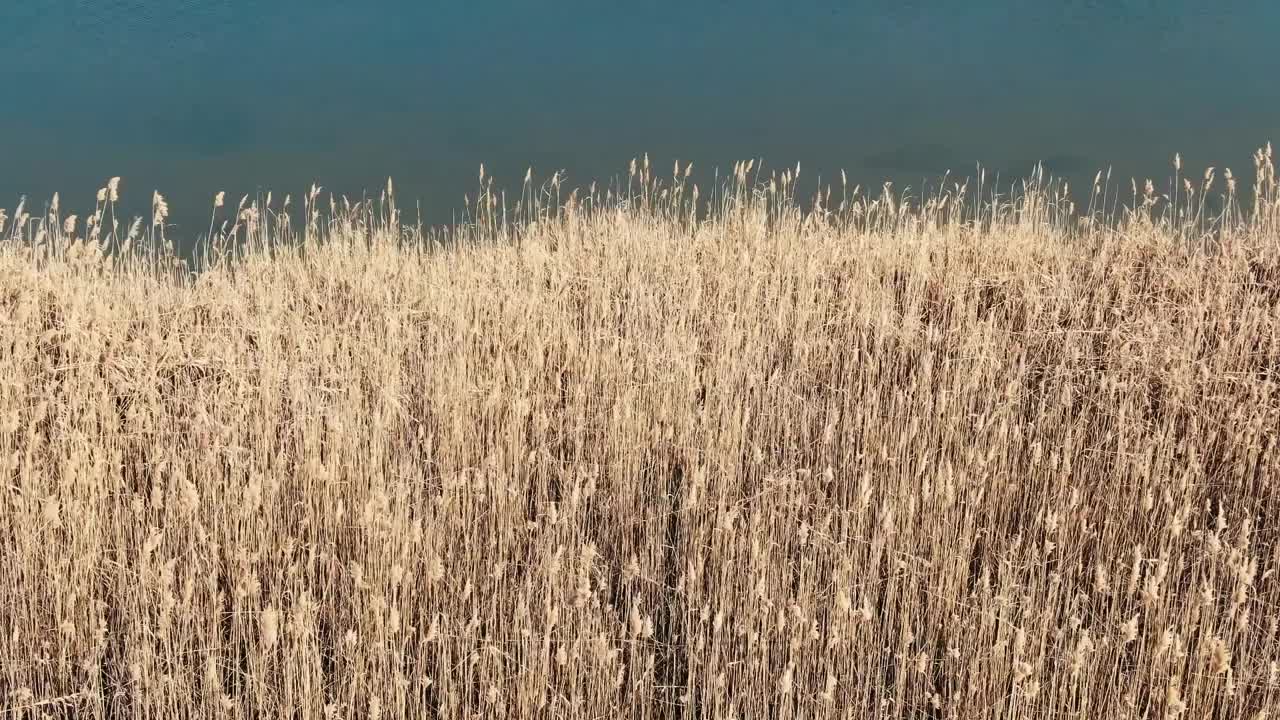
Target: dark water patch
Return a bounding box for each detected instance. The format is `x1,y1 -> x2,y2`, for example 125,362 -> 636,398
140,102 -> 258,157
863,143 -> 968,174
1036,154 -> 1094,176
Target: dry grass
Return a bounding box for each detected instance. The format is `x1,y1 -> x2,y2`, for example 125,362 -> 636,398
1,149 -> 1279,719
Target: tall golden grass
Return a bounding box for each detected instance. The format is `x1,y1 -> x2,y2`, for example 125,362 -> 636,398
1,148 -> 1278,719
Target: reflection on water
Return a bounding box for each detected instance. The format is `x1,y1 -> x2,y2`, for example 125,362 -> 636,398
1,1 -> 1277,249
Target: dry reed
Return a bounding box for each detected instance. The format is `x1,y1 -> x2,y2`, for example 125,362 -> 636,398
0,149 -> 1278,719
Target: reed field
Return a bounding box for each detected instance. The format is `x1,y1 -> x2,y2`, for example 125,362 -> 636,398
1,148 -> 1279,719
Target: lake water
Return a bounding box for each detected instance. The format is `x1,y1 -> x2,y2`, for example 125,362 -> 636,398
2,1 -> 1277,250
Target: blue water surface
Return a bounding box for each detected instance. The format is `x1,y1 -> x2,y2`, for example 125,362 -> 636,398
2,1 -> 1277,247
